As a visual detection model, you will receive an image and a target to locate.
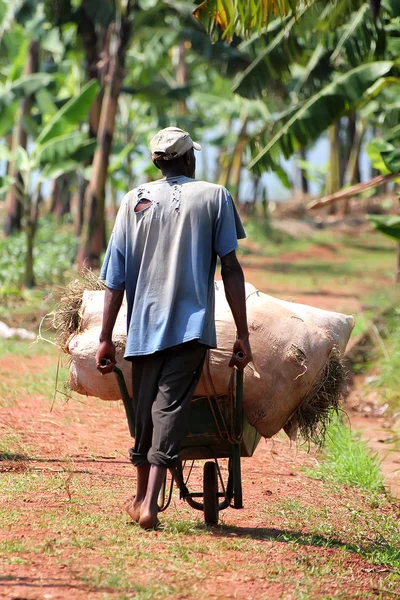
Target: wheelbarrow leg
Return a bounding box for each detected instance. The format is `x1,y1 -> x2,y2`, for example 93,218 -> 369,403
232,368 -> 243,509
232,443 -> 243,509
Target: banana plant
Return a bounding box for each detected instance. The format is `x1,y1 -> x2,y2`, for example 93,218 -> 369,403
193,0 -> 382,43
248,61 -> 395,174
240,2 -> 399,177
0,79 -> 99,287
366,123 -> 400,271
0,0 -> 70,234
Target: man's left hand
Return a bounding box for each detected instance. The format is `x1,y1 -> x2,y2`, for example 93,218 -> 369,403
96,340 -> 117,375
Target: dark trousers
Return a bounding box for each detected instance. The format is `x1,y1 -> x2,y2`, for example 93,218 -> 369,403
129,340 -> 207,468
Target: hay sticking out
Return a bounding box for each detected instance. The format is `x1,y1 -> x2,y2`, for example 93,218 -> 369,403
51,269 -> 105,352
292,348 -> 348,448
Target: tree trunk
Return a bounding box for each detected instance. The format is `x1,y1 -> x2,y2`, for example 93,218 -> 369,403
25,194 -> 35,289
49,174 -> 71,218
3,40 -> 40,236
216,118 -> 233,185
175,37 -> 188,116
74,1 -> 104,237
299,146 -> 308,195
110,180 -> 118,217
77,9 -> 132,268
261,186 -> 269,225
217,150 -> 231,188
328,123 -> 341,216
228,117 -> 248,205
24,185 -> 41,289
343,116 -> 365,215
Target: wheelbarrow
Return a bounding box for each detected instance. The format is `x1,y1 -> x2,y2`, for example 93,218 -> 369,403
112,365 -> 261,525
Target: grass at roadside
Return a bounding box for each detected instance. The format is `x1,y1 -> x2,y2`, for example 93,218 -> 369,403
0,342 -> 67,408
369,308 -> 400,416
306,416 -> 385,494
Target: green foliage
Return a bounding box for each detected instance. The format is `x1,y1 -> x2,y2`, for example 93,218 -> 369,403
0,217 -> 77,288
367,123 -> 400,176
381,148 -> 400,173
306,416 -> 385,494
231,12 -> 304,99
366,137 -> 392,174
368,214 -> 400,242
193,0 -> 377,44
35,131 -> 89,165
37,79 -> 99,144
7,73 -> 53,98
248,61 -> 394,173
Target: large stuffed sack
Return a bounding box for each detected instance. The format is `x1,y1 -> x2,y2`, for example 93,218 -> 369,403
243,283 -> 354,354
67,282 -> 352,441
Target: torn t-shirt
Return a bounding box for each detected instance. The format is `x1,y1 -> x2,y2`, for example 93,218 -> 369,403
100,175 -> 246,357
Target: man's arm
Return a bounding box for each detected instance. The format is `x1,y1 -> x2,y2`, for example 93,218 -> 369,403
95,287 -> 124,374
220,250 -> 252,369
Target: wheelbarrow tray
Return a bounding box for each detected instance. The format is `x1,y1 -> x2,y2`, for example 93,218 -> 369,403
180,394 -> 261,460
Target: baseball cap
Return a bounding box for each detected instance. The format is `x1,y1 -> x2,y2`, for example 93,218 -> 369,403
150,127 -> 201,161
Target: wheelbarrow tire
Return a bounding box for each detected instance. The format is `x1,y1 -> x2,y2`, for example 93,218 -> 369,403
203,461 -> 219,525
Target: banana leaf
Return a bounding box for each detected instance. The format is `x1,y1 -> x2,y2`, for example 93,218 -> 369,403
8,73 -> 54,97
37,80 -> 99,145
368,215 -> 400,242
35,131 -> 88,165
193,0 -> 304,42
248,61 -> 394,174
381,149 -> 400,173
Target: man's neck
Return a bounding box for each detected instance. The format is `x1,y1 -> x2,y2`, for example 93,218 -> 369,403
161,169 -> 187,179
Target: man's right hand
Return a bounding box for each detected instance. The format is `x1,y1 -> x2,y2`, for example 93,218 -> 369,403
96,340 -> 117,375
229,337 -> 252,370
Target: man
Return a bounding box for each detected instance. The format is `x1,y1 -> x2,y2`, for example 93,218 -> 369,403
96,127 -> 252,530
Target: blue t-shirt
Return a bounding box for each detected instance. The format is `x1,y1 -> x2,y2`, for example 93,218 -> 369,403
100,176 -> 246,357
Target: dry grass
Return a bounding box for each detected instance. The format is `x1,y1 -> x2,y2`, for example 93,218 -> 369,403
294,348 -> 348,447
49,269 -> 105,352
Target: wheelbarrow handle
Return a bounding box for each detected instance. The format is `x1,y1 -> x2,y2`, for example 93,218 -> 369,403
103,363 -> 136,438
234,369 -> 243,441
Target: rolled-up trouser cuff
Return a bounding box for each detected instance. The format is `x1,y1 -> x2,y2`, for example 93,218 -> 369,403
148,449 -> 179,468
129,448 -> 179,468
129,448 -> 149,467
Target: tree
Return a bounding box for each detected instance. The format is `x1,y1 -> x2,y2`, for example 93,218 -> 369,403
3,40 -> 40,236
77,1 -> 133,268
241,3 -> 398,181
0,80 -> 98,287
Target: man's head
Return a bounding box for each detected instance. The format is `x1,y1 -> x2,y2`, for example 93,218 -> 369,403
150,127 -> 200,179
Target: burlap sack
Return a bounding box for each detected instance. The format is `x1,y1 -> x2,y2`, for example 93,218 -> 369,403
67,283 -> 351,438
243,283 -> 354,353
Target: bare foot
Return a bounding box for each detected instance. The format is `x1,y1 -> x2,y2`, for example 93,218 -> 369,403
124,496 -> 143,523
138,506 -> 160,530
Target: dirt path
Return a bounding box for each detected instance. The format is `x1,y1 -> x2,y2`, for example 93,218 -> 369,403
1,234 -> 400,599
1,350 -> 399,599
347,380 -> 400,499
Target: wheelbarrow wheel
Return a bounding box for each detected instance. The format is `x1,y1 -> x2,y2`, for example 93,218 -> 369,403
203,461 -> 219,525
